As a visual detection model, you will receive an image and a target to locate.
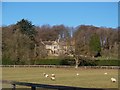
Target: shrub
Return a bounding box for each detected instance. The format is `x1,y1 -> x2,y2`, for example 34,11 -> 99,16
79,60 -> 97,66
2,58 -> 14,65
35,59 -> 74,65
97,60 -> 119,66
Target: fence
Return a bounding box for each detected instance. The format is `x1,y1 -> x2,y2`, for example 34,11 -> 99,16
0,65 -> 120,69
1,80 -> 118,90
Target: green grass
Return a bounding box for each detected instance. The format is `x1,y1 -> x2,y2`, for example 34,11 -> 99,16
2,67 -> 118,88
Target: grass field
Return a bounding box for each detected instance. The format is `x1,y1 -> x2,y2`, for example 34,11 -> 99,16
2,67 -> 118,88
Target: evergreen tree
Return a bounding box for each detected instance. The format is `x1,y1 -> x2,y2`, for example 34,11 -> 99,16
16,19 -> 37,41
89,33 -> 101,57
13,19 -> 37,64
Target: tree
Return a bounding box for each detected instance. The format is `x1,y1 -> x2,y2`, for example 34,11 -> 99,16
71,25 -> 94,68
89,33 -> 101,57
16,19 -> 37,41
13,19 -> 37,64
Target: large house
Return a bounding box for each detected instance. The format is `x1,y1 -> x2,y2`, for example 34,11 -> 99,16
42,39 -> 72,56
44,40 -> 60,56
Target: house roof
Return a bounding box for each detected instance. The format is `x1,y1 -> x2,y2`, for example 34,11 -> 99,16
42,39 -> 75,46
42,41 -> 58,45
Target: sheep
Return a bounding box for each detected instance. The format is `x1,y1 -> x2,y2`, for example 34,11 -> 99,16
51,74 -> 55,77
76,73 -> 79,76
111,78 -> 116,82
104,72 -> 107,75
43,73 -> 49,78
51,76 -> 55,81
45,74 -> 49,77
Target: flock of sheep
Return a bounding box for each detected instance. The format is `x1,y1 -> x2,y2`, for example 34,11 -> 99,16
43,73 -> 80,81
43,72 -> 117,83
43,73 -> 55,80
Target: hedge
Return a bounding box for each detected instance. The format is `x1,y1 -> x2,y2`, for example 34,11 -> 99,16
2,58 -> 120,66
35,59 -> 73,65
35,59 -> 120,66
2,58 -> 14,65
96,60 -> 119,66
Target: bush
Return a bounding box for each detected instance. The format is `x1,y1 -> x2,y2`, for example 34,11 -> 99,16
97,60 -> 119,66
79,60 -> 97,66
60,59 -> 69,65
2,58 -> 14,65
35,59 -> 59,65
35,59 -> 74,65
35,59 -> 61,65
79,60 -> 119,66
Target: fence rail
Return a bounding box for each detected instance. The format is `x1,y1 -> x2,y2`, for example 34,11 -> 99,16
1,80 -> 118,90
0,65 -> 120,69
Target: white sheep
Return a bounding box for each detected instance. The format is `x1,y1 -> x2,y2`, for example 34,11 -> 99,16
104,72 -> 107,75
51,76 -> 55,80
51,74 -> 55,77
111,78 -> 116,82
45,74 -> 49,77
76,73 -> 79,76
43,73 -> 49,78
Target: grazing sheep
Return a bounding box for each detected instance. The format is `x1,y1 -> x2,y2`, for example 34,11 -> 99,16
76,73 -> 79,76
111,78 -> 116,82
104,72 -> 107,75
43,73 -> 49,78
51,76 -> 55,81
51,74 -> 55,77
45,74 -> 49,78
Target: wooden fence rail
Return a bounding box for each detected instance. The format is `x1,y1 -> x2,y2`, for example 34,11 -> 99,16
0,65 -> 120,69
1,80 -> 118,90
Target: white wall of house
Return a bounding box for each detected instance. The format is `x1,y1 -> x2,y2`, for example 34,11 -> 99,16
44,40 -> 73,56
45,41 -> 61,56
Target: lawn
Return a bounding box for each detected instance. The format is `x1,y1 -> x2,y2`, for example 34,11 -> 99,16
2,67 -> 118,88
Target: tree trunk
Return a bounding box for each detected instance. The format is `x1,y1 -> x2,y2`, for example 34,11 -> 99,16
34,43 -> 37,65
75,57 -> 80,69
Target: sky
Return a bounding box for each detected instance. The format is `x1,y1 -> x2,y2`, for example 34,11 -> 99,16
2,2 -> 118,28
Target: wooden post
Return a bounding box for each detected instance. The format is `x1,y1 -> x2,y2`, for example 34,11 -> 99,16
12,84 -> 16,90
31,86 -> 36,90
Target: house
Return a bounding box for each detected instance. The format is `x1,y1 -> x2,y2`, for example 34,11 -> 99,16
43,40 -> 60,56
42,39 -> 72,56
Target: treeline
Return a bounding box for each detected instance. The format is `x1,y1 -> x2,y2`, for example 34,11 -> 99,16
2,19 -> 118,65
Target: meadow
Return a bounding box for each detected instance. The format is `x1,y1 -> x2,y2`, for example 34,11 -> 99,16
2,67 -> 118,88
